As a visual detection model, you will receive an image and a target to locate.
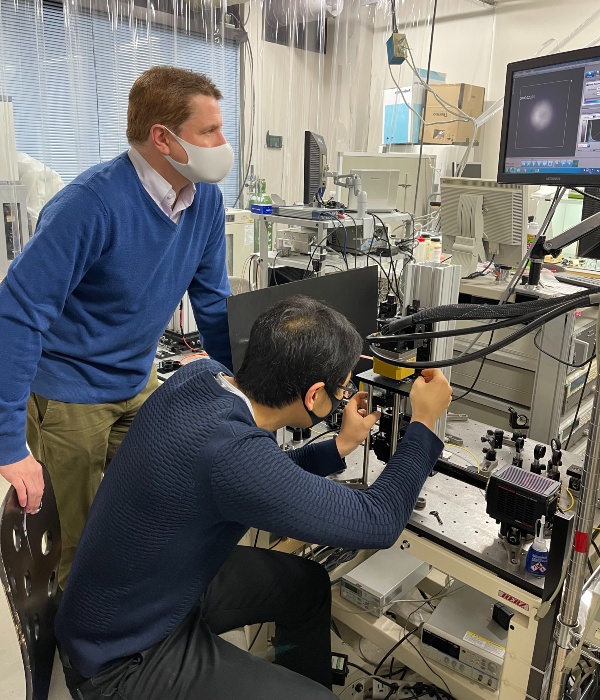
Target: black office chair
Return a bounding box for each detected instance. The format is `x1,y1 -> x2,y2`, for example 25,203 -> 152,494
0,466 -> 62,700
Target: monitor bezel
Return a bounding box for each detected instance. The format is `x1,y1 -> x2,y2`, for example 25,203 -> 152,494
497,44 -> 600,186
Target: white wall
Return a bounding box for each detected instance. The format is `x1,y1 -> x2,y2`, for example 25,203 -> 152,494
241,0 -> 376,205
366,0 -> 496,153
241,0 -> 600,206
481,0 -> 600,179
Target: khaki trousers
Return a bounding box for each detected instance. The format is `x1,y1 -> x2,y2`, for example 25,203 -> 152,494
26,368 -> 159,588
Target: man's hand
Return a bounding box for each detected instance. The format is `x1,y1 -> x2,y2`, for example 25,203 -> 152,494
0,455 -> 45,514
336,392 -> 380,458
409,369 -> 452,432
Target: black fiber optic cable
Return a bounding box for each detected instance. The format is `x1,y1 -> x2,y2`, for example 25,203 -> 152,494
371,295 -> 593,369
386,290 -> 591,333
371,291 -> 593,343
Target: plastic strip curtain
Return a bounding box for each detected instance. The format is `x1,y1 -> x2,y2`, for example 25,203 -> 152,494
239,0 -> 494,211
241,0 -> 380,205
0,0 -> 233,264
0,0 -> 495,263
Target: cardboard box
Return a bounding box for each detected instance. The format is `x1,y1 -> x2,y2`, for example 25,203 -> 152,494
421,83 -> 485,145
382,85 -> 426,145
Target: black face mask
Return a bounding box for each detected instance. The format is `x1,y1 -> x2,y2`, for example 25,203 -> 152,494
305,386 -> 343,427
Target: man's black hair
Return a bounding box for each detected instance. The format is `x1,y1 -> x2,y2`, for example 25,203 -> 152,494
235,295 -> 363,408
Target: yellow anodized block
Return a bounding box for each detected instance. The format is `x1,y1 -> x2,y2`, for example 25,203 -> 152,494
373,356 -> 416,381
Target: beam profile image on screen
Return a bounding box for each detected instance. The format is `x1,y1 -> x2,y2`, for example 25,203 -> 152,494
498,45 -> 600,186
513,75 -> 579,152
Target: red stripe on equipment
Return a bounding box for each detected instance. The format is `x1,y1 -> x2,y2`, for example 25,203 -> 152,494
574,531 -> 590,553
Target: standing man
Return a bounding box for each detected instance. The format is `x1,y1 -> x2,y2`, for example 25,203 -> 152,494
0,66 -> 233,586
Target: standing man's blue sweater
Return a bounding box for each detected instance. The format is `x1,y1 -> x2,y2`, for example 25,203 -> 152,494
0,152 -> 231,465
55,359 -> 443,679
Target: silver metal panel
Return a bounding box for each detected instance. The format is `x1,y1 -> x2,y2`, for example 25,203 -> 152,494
529,311 -> 575,444
451,359 -> 535,407
403,262 -> 462,442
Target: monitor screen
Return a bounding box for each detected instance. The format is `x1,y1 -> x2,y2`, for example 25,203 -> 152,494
303,131 -> 328,205
577,187 -> 600,259
227,266 -> 379,373
498,45 -> 600,186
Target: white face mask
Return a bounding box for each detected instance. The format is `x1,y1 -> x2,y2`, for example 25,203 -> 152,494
163,128 -> 234,184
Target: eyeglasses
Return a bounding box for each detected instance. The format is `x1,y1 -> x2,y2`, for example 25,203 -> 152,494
336,381 -> 357,399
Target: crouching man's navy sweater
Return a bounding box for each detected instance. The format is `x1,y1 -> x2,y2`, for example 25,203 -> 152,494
55,359 -> 443,678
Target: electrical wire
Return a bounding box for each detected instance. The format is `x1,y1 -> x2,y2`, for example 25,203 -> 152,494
323,213 -> 349,268
384,289 -> 591,333
451,338 -> 492,403
373,628 -> 419,676
570,187 -> 600,203
405,635 -> 454,698
454,188 -> 566,361
299,428 -> 338,448
347,661 -> 371,676
248,623 -> 263,651
342,211 -> 358,269
233,32 -> 254,208
562,485 -> 575,512
178,300 -> 201,352
303,232 -> 330,278
371,213 -> 402,296
341,246 -> 398,295
371,295 -> 593,370
374,299 -> 579,342
462,256 -> 495,280
374,293 -> 591,346
412,0 -> 437,214
444,443 -> 481,472
369,583 -> 460,675
565,358 -> 595,450
270,250 -> 280,285
533,330 -> 596,368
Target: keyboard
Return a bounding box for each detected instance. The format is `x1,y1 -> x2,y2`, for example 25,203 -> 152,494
554,272 -> 600,291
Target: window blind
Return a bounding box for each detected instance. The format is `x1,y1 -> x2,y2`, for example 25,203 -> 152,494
0,0 -> 240,204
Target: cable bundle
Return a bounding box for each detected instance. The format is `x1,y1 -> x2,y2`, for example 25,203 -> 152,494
369,290 -> 598,369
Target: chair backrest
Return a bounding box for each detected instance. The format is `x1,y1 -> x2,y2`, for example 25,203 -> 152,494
0,466 -> 61,700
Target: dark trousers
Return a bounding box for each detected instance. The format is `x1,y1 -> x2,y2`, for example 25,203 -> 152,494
64,546 -> 336,700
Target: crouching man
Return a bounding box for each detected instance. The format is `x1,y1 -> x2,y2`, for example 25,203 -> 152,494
56,294 -> 452,700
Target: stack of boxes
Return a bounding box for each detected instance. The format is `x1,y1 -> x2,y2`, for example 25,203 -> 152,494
383,82 -> 485,146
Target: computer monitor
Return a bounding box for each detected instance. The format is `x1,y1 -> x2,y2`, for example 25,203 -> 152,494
440,177 -> 527,268
303,131 -> 328,205
347,169 -> 401,213
227,266 -> 379,373
497,45 -> 600,186
338,152 -> 436,217
577,186 -> 600,259
458,162 -> 482,178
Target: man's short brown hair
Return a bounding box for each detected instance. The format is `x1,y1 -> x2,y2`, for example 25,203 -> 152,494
126,66 -> 223,144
